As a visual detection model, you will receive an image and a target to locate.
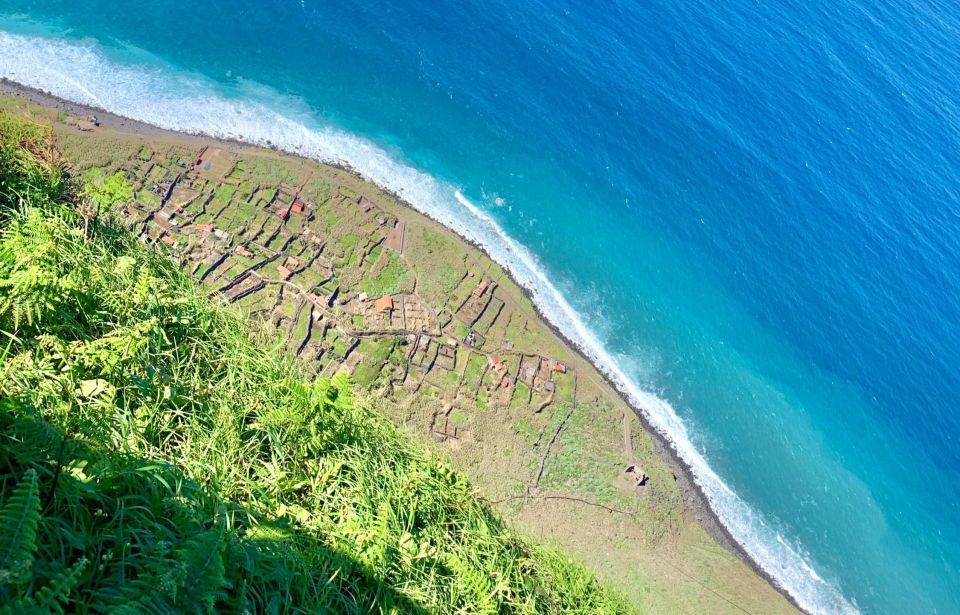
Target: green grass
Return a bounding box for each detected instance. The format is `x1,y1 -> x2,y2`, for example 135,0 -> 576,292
213,183 -> 235,204
337,232 -> 359,257
462,353 -> 486,390
0,112 -> 636,615
366,244 -> 383,266
512,380 -> 531,408
406,227 -> 466,306
449,411 -> 468,429
362,250 -> 410,297
351,361 -> 382,389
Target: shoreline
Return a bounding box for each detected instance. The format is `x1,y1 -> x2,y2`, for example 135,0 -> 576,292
0,78 -> 806,613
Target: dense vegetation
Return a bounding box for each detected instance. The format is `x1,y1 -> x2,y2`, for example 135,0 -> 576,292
0,114 -> 634,613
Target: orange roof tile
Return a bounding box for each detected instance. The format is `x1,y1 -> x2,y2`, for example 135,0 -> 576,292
375,295 -> 394,313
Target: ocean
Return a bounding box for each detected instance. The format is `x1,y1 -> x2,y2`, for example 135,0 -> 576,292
1,1 -> 958,612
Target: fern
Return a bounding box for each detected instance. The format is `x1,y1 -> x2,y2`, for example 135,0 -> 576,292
34,557 -> 87,613
176,529 -> 229,613
2,557 -> 91,615
104,530 -> 227,615
0,469 -> 41,589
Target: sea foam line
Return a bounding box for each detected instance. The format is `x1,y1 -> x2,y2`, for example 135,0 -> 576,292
0,29 -> 857,615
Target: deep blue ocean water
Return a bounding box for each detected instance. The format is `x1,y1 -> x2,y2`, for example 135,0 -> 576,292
1,1 -> 958,612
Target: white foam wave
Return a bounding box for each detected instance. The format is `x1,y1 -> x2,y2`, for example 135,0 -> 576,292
0,30 -> 857,615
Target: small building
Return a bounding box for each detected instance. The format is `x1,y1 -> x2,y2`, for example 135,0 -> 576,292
195,223 -> 213,233
473,280 -> 489,298
375,295 -> 394,314
277,265 -> 292,280
213,229 -> 229,240
235,245 -> 253,258
357,292 -> 368,303
285,256 -> 300,269
625,464 -> 648,487
160,235 -> 175,247
541,358 -> 567,374
276,207 -> 288,218
291,201 -> 304,214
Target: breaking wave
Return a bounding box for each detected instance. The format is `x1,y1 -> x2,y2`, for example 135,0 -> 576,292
0,30 -> 857,615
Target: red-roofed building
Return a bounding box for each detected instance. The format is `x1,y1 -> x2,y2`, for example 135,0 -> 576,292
235,245 -> 253,258
473,280 -> 489,298
277,208 -> 288,218
375,295 -> 394,314
285,256 -> 300,269
277,265 -> 292,280
291,201 -> 304,214
160,235 -> 175,247
195,223 -> 213,233
541,359 -> 567,374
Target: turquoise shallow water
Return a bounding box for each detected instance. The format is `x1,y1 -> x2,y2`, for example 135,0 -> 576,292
2,2 -> 959,612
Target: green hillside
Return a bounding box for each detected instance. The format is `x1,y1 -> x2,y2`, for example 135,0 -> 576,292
0,116 -> 634,613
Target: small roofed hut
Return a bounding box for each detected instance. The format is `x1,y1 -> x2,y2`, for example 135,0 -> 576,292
473,280 -> 489,298
624,463 -> 648,487
488,355 -> 506,376
375,295 -> 394,314
277,265 -> 292,280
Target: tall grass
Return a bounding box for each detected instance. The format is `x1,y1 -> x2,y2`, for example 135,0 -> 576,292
0,114 -> 636,613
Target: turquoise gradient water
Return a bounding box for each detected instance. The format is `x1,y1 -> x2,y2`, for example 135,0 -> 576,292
1,2 -> 958,612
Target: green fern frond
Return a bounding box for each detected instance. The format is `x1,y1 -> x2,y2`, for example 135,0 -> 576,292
176,529 -> 228,614
103,530 -> 227,615
0,469 -> 42,587
31,557 -> 88,614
